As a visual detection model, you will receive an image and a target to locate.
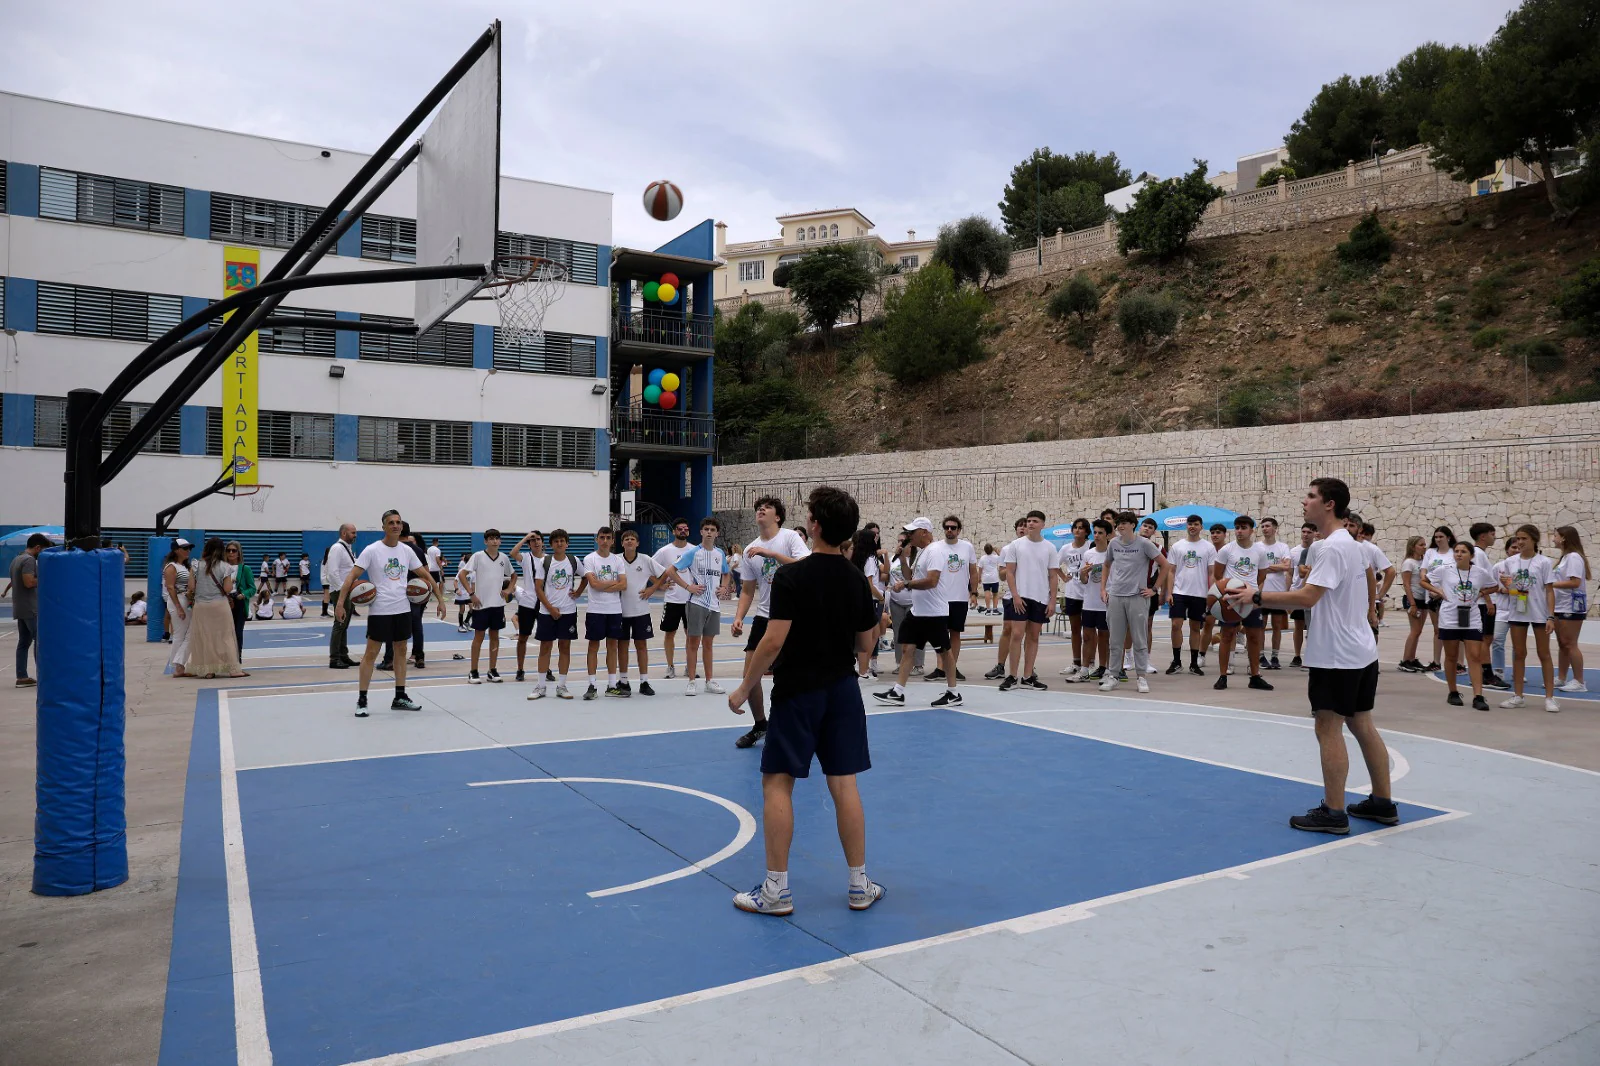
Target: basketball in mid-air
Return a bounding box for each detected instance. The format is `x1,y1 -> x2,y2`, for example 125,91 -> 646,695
642,180 -> 683,221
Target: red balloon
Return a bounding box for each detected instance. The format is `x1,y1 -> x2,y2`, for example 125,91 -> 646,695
659,390 -> 679,410
660,272 -> 680,288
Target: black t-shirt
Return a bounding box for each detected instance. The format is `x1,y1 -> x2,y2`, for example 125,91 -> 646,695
768,553 -> 878,702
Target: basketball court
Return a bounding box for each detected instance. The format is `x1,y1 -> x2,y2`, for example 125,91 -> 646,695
151,673 -> 1600,1066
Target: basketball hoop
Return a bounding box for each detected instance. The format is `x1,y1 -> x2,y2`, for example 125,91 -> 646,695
477,255 -> 568,346
230,483 -> 273,514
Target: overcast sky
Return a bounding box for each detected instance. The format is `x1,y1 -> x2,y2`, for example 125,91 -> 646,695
4,0 -> 1512,250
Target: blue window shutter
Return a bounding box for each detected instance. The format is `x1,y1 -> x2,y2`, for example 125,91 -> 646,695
336,213 -> 361,258
184,189 -> 210,239
179,406 -> 208,455
2,394 -> 35,447
6,163 -> 39,217
335,311 -> 360,359
4,277 -> 37,332
334,414 -> 359,461
472,421 -> 492,467
473,324 -> 494,370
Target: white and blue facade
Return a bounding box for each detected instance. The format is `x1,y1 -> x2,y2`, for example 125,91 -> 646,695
0,91 -> 625,579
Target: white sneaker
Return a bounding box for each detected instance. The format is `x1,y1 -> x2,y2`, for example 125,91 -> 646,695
1499,695 -> 1526,709
1136,677 -> 1150,693
1060,664 -> 1078,676
1098,676 -> 1118,691
686,680 -> 698,696
526,686 -> 546,701
1144,664 -> 1158,674
664,667 -> 677,680
707,680 -> 725,694
1544,698 -> 1561,713
1558,679 -> 1587,693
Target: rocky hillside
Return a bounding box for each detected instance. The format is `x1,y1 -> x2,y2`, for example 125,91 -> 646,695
807,183 -> 1598,455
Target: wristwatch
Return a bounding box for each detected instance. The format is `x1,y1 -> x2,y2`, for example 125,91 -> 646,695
1251,590 -> 1263,607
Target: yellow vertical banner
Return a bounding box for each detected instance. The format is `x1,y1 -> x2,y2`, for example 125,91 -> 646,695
222,247 -> 260,487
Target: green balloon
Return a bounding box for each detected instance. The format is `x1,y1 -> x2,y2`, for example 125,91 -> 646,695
643,384 -> 662,404
643,281 -> 660,301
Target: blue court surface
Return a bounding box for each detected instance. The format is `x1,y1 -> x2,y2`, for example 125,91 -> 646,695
158,681 -> 1600,1066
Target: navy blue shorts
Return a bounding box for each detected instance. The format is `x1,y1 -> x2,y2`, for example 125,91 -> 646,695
1060,596 -> 1083,617
620,614 -> 654,641
1081,609 -> 1107,632
471,606 -> 506,632
535,612 -> 577,643
1222,609 -> 1266,630
982,582 -> 999,593
761,673 -> 872,779
1003,597 -> 1048,624
585,612 -> 625,641
516,604 -> 539,636
1170,593 -> 1207,622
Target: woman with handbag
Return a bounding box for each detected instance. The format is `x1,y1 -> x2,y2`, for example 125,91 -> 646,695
185,537 -> 249,680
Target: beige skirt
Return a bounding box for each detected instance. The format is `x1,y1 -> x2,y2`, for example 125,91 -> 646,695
186,599 -> 241,676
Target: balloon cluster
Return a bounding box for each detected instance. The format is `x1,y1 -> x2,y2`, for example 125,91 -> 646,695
643,368 -> 681,410
642,271 -> 681,306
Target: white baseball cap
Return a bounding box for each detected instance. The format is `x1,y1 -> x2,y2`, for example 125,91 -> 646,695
902,517 -> 934,533
174,538 -> 193,548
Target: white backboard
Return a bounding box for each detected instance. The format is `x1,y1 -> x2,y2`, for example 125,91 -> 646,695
1119,482 -> 1156,515
415,23 -> 501,334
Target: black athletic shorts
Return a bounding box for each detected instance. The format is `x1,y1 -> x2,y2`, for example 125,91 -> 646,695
1290,608 -> 1307,622
1507,620 -> 1547,630
982,582 -> 999,593
762,673 -> 871,779
471,606 -> 506,633
1422,597 -> 1441,613
1080,609 -> 1107,632
946,601 -> 969,632
1003,597 -> 1048,625
743,615 -> 769,653
365,612 -> 413,643
1554,611 -> 1585,622
516,604 -> 540,636
1307,661 -> 1379,717
661,602 -> 687,632
1169,593 -> 1207,622
1478,604 -> 1491,631
1060,596 -> 1083,617
535,612 -> 577,643
898,614 -> 952,652
1440,627 -> 1482,642
620,614 -> 654,641
1261,608 -> 1288,619
1222,610 -> 1266,630
584,612 -> 625,641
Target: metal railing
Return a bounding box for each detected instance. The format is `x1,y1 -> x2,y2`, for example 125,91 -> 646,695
611,409 -> 716,453
612,310 -> 714,351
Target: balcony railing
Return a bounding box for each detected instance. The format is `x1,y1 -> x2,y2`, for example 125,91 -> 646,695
613,310 -> 714,352
611,408 -> 716,453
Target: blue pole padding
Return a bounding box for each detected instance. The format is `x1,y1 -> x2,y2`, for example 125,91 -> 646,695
147,536 -> 173,643
34,547 -> 129,896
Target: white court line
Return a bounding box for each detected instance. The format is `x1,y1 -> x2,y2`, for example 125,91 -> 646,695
217,691 -> 273,1066
466,777 -> 756,897
332,810 -> 1467,1066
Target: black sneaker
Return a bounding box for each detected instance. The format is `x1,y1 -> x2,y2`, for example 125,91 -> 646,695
930,690 -> 963,707
1189,663 -> 1205,676
998,675 -> 1019,692
1258,655 -> 1270,670
391,694 -> 421,711
329,660 -> 350,670
1446,691 -> 1464,707
638,681 -> 656,696
1290,656 -> 1302,668
1020,675 -> 1048,691
486,670 -> 502,684
1423,661 -> 1441,673
1114,671 -> 1129,683
354,696 -> 369,718
546,670 -> 557,682
618,680 -> 632,696
583,684 -> 598,701
378,660 -> 394,671
1484,673 -> 1511,691
1084,667 -> 1105,682
412,659 -> 426,670
1395,660 -> 1417,673
1346,796 -> 1399,825
1214,676 -> 1228,690
515,670 -> 525,682
1289,803 -> 1350,835
1472,694 -> 1490,711
735,724 -> 767,748
1268,658 -> 1281,670
984,664 -> 1005,680
872,689 -> 906,706
1165,659 -> 1183,675
604,684 -> 625,698
1248,675 -> 1274,691
468,670 -> 483,685
955,669 -> 966,682
926,668 -> 946,682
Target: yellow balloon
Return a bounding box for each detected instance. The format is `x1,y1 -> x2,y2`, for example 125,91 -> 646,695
657,282 -> 677,303
661,372 -> 681,391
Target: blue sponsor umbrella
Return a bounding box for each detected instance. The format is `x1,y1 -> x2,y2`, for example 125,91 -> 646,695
1042,506 -> 1239,545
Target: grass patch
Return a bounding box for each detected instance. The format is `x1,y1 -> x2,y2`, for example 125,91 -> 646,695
1506,338 -> 1564,373
1326,308 -> 1360,324
1471,326 -> 1508,349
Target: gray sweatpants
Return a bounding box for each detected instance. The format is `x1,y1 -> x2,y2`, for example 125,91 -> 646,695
1107,595 -> 1150,676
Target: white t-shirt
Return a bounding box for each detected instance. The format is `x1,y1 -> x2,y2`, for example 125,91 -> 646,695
516,552 -> 545,609
888,557 -> 914,607
1081,546 -> 1108,606
539,554 -> 581,616
999,542 -> 1016,600
468,550 -> 516,611
1057,541 -> 1090,600
1420,548 -> 1453,596
1400,557 -> 1423,600
738,529 -> 810,619
1361,540 -> 1393,576
617,552 -> 662,618
1258,539 -> 1297,595
653,543 -> 694,604
454,563 -> 473,602
1004,536 -> 1059,604
1304,529 -> 1379,670
909,546 -> 948,618
1490,557 -> 1514,613
978,551 -> 1003,586
864,555 -> 886,597
581,551 -> 626,614
674,545 -> 728,613
932,539 -> 977,603
355,541 -> 423,617
274,557 -> 289,578
1503,553 -> 1555,624
1435,563 -> 1494,629
298,558 -> 310,580
255,599 -> 275,619
1215,541 -> 1269,589
1165,537 -> 1216,598
1555,552 -> 1588,615
1291,543 -> 1314,591
426,545 -> 443,573
282,595 -> 304,620
126,599 -> 148,622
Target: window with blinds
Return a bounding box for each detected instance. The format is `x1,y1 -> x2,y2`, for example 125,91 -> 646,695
35,282 -> 183,343
358,314 -> 473,367
0,277 -> 5,330
33,396 -> 180,453
206,408 -> 334,460
257,306 -> 338,358
357,417 -> 472,465
491,328 -> 597,376
0,162 -> 8,214
38,166 -> 185,234
495,231 -> 600,285
490,424 -> 595,470
360,214 -> 417,262
210,192 -> 331,249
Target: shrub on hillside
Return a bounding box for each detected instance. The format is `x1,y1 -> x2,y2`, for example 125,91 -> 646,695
1471,325 -> 1508,349
1554,256 -> 1600,334
1256,164 -> 1297,187
872,261 -> 988,385
1335,212 -> 1393,269
1116,291 -> 1179,345
1468,275 -> 1506,319
1315,385 -> 1399,421
932,215 -> 1012,289
1326,307 -> 1359,324
1115,160 -> 1225,260
1048,274 -> 1100,320
1412,381 -> 1508,414
1223,384 -> 1274,427
1506,338 -> 1564,373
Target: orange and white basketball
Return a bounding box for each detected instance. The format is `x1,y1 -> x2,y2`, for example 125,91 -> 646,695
642,181 -> 683,221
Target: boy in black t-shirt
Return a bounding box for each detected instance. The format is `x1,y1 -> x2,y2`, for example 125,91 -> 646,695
729,485 -> 885,916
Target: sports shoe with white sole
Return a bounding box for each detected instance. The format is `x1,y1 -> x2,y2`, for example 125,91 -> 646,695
733,882 -> 794,916
685,680 -> 699,696
1544,698 -> 1561,713
1136,677 -> 1150,693
555,684 -> 573,699
1098,676 -> 1118,691
930,690 -> 963,707
1558,679 -> 1587,693
707,680 -> 726,694
872,689 -> 906,706
848,880 -> 886,911
663,667 -> 677,680
1499,695 -> 1526,709
526,687 -> 546,701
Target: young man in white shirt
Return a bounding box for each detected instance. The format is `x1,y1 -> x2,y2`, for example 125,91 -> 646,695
1226,477 -> 1395,835
1164,514 -> 1215,677
508,530 -> 545,683
579,528 -> 629,700
984,517 -> 1029,681
529,529 -> 581,700
1200,523 -> 1230,660
325,523 -> 359,669
927,515 -> 978,684
1347,515 -> 1396,644
652,518 -> 695,679
1053,518 -> 1092,678
335,509 -> 446,716
732,497 -> 810,747
425,538 -> 443,586
1289,522 -> 1317,667
1097,511 -> 1170,693
1468,521 -> 1509,690
1256,517 -> 1298,671
615,529 -> 665,696
274,552 -> 290,595
1211,515 -> 1272,691
996,510 -> 1060,691
661,518 -> 732,696
1069,520 -> 1114,683
874,517 -> 964,706
466,528 -> 517,685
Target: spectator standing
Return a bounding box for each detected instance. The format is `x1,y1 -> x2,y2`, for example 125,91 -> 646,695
7,532 -> 49,687
227,542 -> 254,667
326,524 -> 359,670
185,538 -> 248,679
164,539 -> 195,678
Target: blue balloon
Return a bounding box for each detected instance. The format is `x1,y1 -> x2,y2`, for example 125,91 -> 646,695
647,368 -> 665,386
664,291 -> 680,305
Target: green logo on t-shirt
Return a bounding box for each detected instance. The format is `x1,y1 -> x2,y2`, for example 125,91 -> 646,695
381,556 -> 404,580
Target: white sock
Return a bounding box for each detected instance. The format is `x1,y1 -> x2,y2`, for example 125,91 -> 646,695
558,673 -> 567,684
587,674 -> 597,687
619,673 -> 628,683
639,669 -> 649,680
947,686 -> 958,695
848,865 -> 869,891
608,673 -> 618,685
892,684 -> 904,695
764,869 -> 788,896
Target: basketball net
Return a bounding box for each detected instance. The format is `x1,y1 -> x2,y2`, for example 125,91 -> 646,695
249,484 -> 273,514
489,256 -> 568,347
